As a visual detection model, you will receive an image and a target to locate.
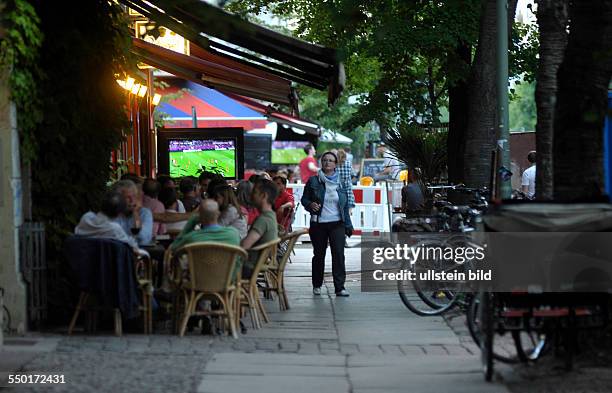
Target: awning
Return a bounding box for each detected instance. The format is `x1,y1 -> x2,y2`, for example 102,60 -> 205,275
120,0 -> 344,104
320,129 -> 353,144
133,38 -> 294,106
155,80 -> 268,130
226,93 -> 320,136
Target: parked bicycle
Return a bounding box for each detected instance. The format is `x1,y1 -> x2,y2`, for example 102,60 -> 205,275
396,187 -> 487,316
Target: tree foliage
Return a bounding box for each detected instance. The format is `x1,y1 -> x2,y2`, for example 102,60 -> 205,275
509,81 -> 536,131
0,0 -> 44,162
29,0 -> 135,254
228,0 -> 536,132
385,125 -> 447,185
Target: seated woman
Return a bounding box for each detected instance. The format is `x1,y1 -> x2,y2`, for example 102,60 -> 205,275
158,187 -> 189,234
273,176 -> 294,232
236,180 -> 260,226
209,184 -> 248,240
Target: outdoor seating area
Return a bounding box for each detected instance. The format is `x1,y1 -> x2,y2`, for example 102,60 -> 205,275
63,175 -> 308,339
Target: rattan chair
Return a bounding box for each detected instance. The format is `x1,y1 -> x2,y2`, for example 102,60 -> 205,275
240,238 -> 280,329
261,229 -> 307,311
173,242 -> 247,338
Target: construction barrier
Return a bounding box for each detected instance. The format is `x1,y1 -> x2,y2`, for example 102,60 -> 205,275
287,183 -> 401,233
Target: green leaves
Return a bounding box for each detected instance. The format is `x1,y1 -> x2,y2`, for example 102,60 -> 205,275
1,0 -> 44,162
385,124 -> 448,185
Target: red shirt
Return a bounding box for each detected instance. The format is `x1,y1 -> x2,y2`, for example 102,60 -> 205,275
241,205 -> 260,226
299,156 -> 318,183
274,190 -> 294,229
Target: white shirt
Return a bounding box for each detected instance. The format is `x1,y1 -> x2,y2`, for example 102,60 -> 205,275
75,212 -> 138,250
382,151 -> 401,180
521,165 -> 536,198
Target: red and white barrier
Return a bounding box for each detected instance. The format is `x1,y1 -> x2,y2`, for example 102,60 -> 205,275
287,184 -> 394,233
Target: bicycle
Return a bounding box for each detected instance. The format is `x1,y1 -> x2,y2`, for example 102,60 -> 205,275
397,205 -> 482,316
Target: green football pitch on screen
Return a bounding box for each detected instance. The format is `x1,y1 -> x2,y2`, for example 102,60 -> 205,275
169,149 -> 236,178
271,148 -> 307,164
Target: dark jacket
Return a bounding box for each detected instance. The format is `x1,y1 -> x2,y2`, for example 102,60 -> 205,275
64,236 -> 141,319
301,174 -> 353,230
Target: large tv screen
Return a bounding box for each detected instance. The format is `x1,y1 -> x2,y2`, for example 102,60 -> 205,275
271,141 -> 308,164
168,138 -> 236,178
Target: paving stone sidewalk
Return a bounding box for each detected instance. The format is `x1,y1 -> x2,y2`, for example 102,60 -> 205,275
2,246 -> 511,393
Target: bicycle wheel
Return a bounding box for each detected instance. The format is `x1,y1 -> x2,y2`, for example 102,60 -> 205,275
467,294 -> 520,364
398,264 -> 450,316
416,234 -> 478,311
397,239 -> 460,316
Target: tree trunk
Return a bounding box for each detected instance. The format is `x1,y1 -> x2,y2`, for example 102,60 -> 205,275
447,43 -> 471,184
427,64 -> 441,126
463,0 -> 518,188
534,0 -> 568,200
553,0 -> 612,201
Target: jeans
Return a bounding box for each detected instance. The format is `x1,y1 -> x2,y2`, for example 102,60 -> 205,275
310,221 -> 346,293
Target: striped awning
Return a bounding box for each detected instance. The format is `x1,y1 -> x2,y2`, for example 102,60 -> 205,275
156,80 -> 268,130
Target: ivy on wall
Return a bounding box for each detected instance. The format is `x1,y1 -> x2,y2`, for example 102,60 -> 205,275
0,0 -> 44,162
30,0 -> 136,253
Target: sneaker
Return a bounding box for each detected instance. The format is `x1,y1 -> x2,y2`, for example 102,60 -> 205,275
313,287 -> 322,295
335,289 -> 350,297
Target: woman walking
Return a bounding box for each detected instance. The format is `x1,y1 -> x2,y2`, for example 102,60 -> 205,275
301,151 -> 353,297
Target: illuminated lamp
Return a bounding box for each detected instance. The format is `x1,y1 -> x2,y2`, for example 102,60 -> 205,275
151,93 -> 162,106
137,85 -> 148,97
131,83 -> 141,95
125,77 -> 135,90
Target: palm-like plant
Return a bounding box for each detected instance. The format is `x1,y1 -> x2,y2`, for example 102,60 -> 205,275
385,125 -> 448,208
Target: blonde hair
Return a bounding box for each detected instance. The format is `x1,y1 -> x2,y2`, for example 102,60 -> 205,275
337,149 -> 347,165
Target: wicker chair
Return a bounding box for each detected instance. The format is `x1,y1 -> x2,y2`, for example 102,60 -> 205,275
261,229 -> 307,311
241,238 -> 280,329
173,242 -> 247,338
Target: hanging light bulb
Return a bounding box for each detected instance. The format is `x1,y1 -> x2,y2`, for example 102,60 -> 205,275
151,93 -> 162,106
137,85 -> 148,97
131,83 -> 141,95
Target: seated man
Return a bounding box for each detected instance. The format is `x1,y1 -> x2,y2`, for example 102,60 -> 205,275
401,169 -> 425,213
179,176 -> 201,213
142,178 -> 166,235
112,180 -> 154,246
241,179 -> 279,278
75,189 -> 142,253
171,199 -> 240,251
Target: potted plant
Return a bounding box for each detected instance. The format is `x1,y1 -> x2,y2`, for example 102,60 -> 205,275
385,124 -> 448,212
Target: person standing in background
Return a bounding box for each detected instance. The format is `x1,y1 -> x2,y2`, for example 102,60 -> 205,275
343,147 -> 353,166
521,151 -> 536,199
374,142 -> 401,181
336,150 -> 356,212
299,143 -> 319,184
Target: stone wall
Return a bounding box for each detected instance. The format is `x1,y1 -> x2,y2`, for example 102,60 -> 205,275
0,66 -> 27,338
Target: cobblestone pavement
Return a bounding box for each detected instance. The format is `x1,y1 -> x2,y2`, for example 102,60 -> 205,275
2,246 -> 512,392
